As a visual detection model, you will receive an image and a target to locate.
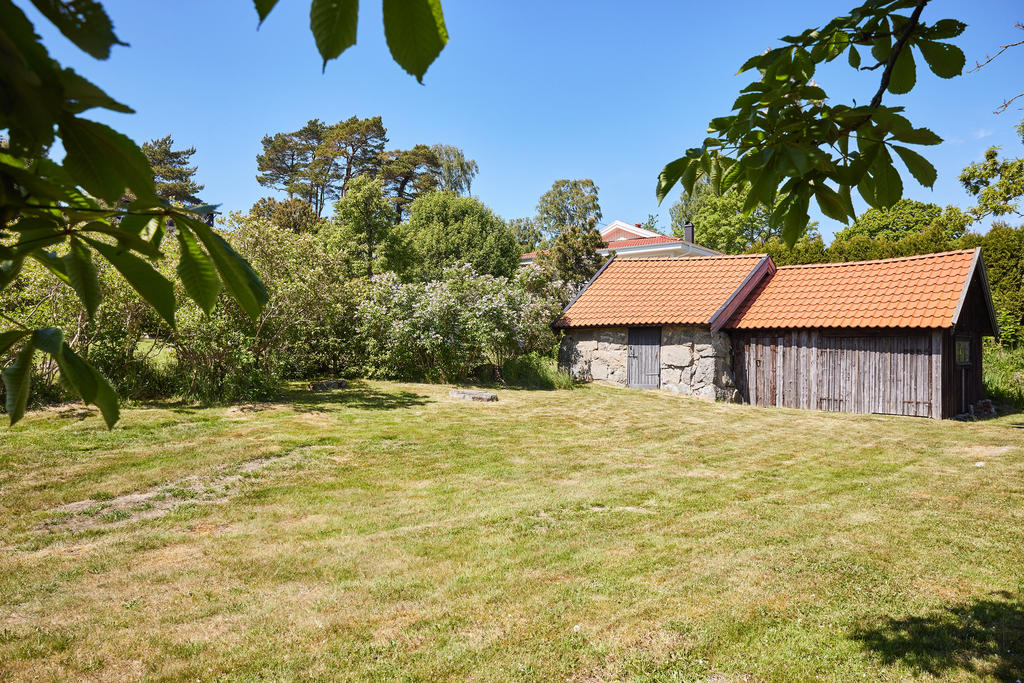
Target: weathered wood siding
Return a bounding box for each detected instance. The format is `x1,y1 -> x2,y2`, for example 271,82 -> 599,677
731,329 -> 944,418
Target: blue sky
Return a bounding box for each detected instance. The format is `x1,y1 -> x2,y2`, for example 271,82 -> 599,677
26,0 -> 1024,239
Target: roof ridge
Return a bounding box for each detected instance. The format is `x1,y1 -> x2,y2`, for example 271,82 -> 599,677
614,253 -> 765,262
776,248 -> 976,270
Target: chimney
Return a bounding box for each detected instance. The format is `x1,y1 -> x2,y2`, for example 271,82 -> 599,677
683,221 -> 695,243
634,222 -> 642,229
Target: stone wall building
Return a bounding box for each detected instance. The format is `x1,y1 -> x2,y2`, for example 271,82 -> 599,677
553,250 -> 1000,418
554,255 -> 772,402
558,326 -> 738,401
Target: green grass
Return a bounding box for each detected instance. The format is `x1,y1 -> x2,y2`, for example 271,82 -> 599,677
1,380 -> 1022,681
984,342 -> 1024,409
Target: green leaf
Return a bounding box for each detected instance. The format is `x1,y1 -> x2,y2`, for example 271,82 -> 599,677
382,0 -> 448,83
63,238 -> 103,317
31,251 -> 71,285
55,341 -> 96,403
118,212 -> 165,243
56,343 -> 118,428
926,19 -> 966,40
892,145 -> 937,188
310,0 -> 359,71
871,20 -> 892,63
813,183 -> 851,223
32,326 -> 63,356
679,159 -> 701,197
81,221 -> 163,259
179,217 -> 268,321
254,0 -> 280,24
0,258 -> 26,290
28,0 -> 125,59
59,68 -> 134,114
82,237 -> 176,327
176,227 -> 221,314
744,167 -> 777,213
738,52 -> 766,73
917,40 -> 965,78
656,157 -> 690,203
0,330 -> 30,358
59,116 -> 156,203
3,339 -> 35,426
887,47 -> 916,94
857,172 -> 878,208
848,44 -> 861,69
871,150 -> 904,207
90,363 -> 120,428
890,126 -> 942,146
781,188 -> 810,247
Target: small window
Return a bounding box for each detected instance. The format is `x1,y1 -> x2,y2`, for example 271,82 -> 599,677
955,338 -> 971,366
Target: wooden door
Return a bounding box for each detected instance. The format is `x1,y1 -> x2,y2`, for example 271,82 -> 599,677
627,327 -> 661,389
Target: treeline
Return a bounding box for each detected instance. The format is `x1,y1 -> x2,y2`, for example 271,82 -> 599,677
754,201 -> 1024,349
254,117 -> 478,224
1,119 -> 619,409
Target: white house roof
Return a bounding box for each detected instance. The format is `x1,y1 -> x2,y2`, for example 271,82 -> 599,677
599,220 -> 661,240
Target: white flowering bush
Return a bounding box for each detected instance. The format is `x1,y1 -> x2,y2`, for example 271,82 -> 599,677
355,263 -> 561,382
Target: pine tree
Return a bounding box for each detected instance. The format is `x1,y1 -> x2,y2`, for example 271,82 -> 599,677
141,135 -> 204,205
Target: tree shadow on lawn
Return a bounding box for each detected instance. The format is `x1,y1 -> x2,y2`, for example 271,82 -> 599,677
283,380 -> 432,412
850,591 -> 1024,681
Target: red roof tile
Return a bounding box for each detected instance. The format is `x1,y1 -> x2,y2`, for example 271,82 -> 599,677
521,236 -> 687,261
554,255 -> 767,328
600,236 -> 685,249
725,249 -> 978,330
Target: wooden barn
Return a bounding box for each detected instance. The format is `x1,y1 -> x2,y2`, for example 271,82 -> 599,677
555,248 -> 998,419
725,249 -> 998,418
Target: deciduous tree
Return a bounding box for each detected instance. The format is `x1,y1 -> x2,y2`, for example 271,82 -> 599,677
533,225 -> 605,293
833,198 -> 970,241
657,0 -> 969,244
509,217 -> 543,253
959,119 -> 1024,220
536,179 -> 602,239
404,192 -> 518,281
1,0 -> 450,425
432,144 -> 479,195
250,197 -> 321,234
670,178 -> 778,253
328,176 -> 400,277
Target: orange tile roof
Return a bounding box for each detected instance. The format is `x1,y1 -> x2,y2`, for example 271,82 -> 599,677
554,255 -> 767,328
600,236 -> 684,249
726,249 -> 978,330
521,236 -> 686,260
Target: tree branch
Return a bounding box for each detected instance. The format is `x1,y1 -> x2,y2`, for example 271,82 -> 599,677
994,92 -> 1024,115
969,23 -> 1024,73
869,0 -> 930,109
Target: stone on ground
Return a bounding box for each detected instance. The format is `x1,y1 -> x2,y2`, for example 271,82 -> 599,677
309,379 -> 348,391
449,389 -> 498,402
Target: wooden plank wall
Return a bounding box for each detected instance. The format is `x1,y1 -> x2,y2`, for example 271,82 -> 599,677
731,330 -> 944,418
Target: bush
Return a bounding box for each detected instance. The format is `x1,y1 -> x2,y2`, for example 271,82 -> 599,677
171,215 -> 360,402
983,341 -> 1024,409
3,214 -> 565,410
501,352 -> 574,390
355,264 -> 562,382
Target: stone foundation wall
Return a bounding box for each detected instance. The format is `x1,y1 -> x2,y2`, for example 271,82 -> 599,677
558,327 -> 628,385
558,325 -> 739,402
660,325 -> 738,402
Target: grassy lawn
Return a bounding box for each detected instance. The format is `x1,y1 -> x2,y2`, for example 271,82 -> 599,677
1,382 -> 1022,681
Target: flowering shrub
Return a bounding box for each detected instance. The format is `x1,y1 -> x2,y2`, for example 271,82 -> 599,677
355,263 -> 561,382
3,216 -> 565,409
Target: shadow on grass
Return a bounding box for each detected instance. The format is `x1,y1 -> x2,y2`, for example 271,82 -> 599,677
851,591 -> 1023,681
283,380 -> 432,412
